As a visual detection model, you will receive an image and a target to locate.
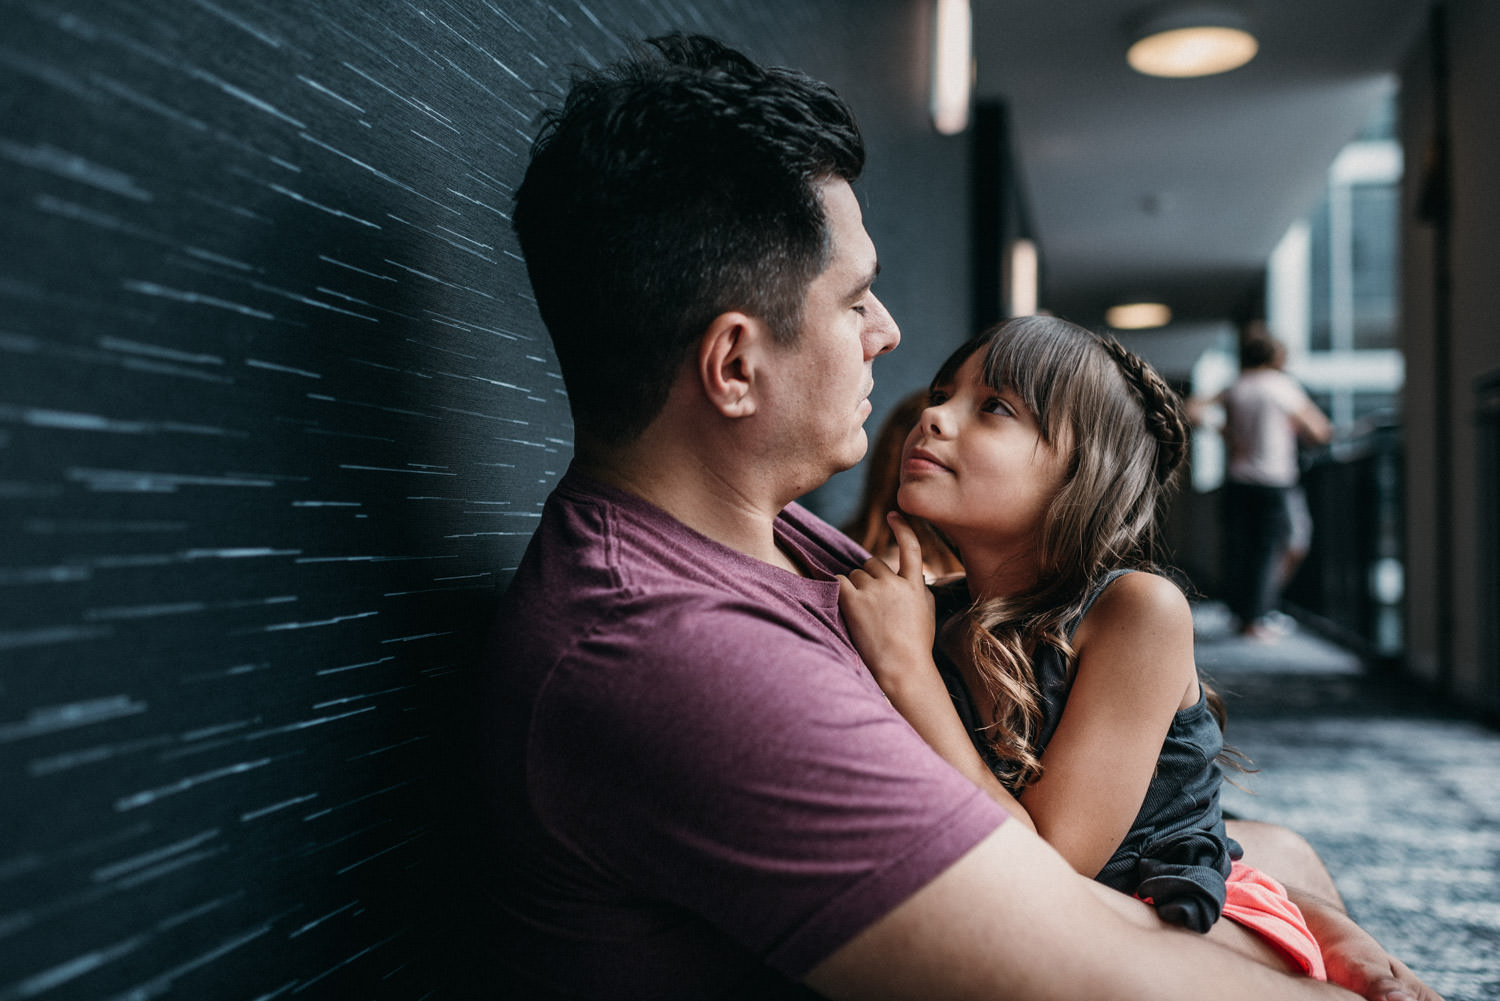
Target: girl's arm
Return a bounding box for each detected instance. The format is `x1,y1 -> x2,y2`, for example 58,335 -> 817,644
1017,570 -> 1201,877
838,514 -> 1035,829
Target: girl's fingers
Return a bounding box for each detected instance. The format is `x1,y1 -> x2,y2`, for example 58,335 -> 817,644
886,511 -> 924,582
840,567 -> 884,595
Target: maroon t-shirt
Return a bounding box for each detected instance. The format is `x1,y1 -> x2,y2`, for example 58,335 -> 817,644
481,468 -> 1006,999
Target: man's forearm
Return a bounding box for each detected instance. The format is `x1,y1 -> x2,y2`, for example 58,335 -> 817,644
810,824 -> 1362,1000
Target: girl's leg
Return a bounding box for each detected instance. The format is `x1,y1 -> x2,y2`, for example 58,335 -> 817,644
1225,819 -> 1344,909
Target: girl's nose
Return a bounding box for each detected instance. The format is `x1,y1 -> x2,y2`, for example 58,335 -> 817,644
922,402 -> 951,437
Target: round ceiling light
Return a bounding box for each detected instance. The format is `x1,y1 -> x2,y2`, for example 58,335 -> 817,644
1105,302 -> 1173,329
1127,7 -> 1258,78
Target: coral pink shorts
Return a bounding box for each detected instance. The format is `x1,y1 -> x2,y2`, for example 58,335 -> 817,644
1222,860 -> 1327,980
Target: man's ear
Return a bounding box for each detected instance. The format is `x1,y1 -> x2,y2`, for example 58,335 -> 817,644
697,311 -> 770,419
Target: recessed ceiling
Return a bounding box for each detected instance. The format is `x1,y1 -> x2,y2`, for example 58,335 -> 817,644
971,0 -> 1431,327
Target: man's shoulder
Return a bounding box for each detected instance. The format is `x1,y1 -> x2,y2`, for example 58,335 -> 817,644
1267,369 -> 1313,405
496,480 -> 859,671
777,500 -> 869,574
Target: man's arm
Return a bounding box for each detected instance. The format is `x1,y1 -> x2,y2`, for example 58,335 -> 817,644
806,823 -> 1360,1001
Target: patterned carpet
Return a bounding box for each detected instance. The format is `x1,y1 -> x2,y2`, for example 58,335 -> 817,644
1193,606 -> 1500,1001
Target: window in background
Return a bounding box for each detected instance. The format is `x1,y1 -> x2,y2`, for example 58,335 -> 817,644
1270,92 -> 1402,428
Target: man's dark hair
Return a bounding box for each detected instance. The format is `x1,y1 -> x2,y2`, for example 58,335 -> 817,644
512,34 -> 865,444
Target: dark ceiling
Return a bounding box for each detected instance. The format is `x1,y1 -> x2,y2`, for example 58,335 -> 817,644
971,0 -> 1433,327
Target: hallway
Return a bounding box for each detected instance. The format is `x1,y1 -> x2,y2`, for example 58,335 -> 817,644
1193,606 -> 1500,1000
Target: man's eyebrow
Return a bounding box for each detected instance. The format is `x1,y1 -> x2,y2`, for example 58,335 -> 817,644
850,260 -> 881,297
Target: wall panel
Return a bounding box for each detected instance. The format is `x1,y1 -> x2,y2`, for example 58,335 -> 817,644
0,1 -> 970,996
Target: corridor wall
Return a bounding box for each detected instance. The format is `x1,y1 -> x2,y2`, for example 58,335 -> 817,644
0,2 -> 972,996
1399,0 -> 1500,716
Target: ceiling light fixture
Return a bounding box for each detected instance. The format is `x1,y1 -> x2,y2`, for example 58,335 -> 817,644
1007,238 -> 1038,317
1127,5 -> 1258,78
1106,301 -> 1173,329
931,0 -> 972,134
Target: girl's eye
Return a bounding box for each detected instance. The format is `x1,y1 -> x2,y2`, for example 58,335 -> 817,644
981,397 -> 1014,417
927,389 -> 949,406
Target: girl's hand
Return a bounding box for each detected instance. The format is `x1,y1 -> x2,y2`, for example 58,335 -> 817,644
838,512 -> 937,686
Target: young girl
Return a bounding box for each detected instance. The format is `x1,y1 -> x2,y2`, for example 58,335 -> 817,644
838,315 -> 1326,979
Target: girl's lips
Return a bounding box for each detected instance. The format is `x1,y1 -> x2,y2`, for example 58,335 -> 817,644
903,448 -> 950,474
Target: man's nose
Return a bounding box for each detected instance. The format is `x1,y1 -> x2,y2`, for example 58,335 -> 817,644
864,295 -> 900,358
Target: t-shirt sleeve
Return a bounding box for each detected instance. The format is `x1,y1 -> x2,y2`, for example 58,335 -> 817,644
527,600 -> 1007,978
1271,373 -> 1315,414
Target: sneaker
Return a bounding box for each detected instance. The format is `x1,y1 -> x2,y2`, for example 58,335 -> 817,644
1239,622 -> 1282,644
1260,611 -> 1295,636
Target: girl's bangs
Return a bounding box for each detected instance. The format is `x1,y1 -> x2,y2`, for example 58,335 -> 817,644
979,322 -> 1081,441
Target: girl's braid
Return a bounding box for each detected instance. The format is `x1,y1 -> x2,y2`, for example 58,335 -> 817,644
1098,334 -> 1190,485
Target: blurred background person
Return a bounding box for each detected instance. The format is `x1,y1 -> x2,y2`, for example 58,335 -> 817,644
1211,331 -> 1333,641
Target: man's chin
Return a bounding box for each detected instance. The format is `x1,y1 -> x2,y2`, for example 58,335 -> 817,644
799,433 -> 868,494
837,432 -> 869,472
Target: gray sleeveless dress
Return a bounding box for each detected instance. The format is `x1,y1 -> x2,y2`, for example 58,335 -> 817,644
934,570 -> 1239,932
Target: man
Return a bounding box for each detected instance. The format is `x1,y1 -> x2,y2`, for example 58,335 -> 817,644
1218,331 -> 1334,640
482,33 -> 1436,1001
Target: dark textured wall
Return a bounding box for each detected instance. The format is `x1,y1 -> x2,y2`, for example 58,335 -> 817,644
1398,0 -> 1500,707
0,1 -> 971,997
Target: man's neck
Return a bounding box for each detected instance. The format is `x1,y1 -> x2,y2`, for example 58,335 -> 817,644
575,441 -> 804,575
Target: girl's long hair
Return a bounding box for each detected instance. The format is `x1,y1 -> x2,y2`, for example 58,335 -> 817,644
934,316 -> 1226,790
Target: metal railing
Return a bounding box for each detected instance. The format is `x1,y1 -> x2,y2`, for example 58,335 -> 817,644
1283,417 -> 1404,664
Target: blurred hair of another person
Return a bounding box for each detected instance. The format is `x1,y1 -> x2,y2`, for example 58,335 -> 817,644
843,389 -> 964,582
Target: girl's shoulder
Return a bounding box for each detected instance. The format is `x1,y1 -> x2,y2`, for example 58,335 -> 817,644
1074,569 -> 1192,645
1072,570 -> 1199,709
